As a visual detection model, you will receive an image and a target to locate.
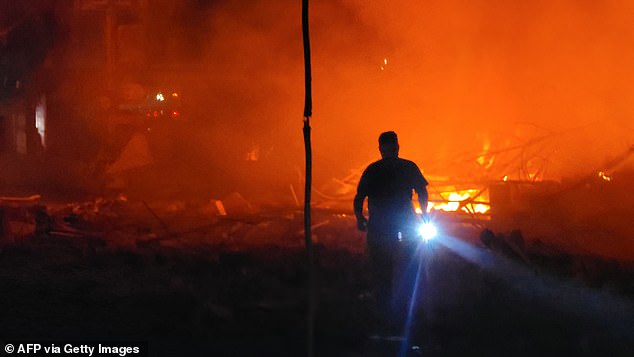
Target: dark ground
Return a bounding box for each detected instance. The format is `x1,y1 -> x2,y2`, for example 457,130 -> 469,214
0,201 -> 633,357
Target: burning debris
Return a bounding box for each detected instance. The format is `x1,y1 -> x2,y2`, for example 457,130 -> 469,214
1,1 -> 634,355
312,142 -> 634,261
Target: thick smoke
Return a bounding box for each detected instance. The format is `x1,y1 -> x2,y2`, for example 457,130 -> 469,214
331,0 -> 634,179
17,0 -> 633,200
194,0 -> 634,189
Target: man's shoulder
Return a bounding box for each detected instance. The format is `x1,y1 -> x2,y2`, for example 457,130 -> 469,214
398,158 -> 427,182
398,158 -> 418,166
364,159 -> 384,171
395,158 -> 422,170
365,158 -> 418,170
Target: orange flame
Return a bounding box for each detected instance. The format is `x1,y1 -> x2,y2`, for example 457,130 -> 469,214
598,171 -> 612,182
421,189 -> 490,214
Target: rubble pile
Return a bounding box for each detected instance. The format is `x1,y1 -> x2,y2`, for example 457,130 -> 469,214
480,229 -> 634,296
2,195 -> 631,296
0,196 -> 376,356
1,195 -> 632,356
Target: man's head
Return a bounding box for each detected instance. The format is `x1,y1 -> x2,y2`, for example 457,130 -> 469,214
378,131 -> 399,158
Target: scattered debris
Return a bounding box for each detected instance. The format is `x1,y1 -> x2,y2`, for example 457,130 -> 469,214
220,192 -> 256,216
0,195 -> 42,243
480,229 -> 531,264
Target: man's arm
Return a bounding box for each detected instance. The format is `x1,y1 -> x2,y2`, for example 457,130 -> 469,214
353,193 -> 367,231
416,186 -> 429,217
412,162 -> 429,217
354,171 -> 369,231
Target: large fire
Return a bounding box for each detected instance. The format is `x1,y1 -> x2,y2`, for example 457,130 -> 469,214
413,188 -> 491,215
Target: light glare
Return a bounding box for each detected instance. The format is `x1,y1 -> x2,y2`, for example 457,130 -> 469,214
418,222 -> 437,241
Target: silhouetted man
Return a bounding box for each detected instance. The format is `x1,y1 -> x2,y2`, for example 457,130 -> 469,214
354,131 -> 429,329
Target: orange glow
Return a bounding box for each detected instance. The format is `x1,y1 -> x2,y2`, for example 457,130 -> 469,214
412,188 -> 490,215
598,171 -> 612,182
380,57 -> 388,70
412,191 -> 425,214
215,200 -> 227,216
476,137 -> 494,169
427,189 -> 490,214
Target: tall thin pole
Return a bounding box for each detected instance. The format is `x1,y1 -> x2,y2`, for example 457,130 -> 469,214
104,0 -> 116,90
302,2 -> 312,120
301,0 -> 314,356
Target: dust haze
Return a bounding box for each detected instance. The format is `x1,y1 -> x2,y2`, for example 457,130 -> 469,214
188,0 -> 634,190
5,0 -> 634,200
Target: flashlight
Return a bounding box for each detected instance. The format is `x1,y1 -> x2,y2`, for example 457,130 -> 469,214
418,221 -> 438,242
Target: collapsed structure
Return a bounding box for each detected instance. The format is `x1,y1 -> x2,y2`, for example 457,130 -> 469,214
315,135 -> 634,260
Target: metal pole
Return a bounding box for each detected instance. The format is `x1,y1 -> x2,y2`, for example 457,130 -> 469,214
301,0 -> 314,356
105,0 -> 115,90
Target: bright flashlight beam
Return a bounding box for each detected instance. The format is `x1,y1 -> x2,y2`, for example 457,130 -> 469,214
399,254 -> 424,357
434,234 -> 634,335
418,222 -> 438,241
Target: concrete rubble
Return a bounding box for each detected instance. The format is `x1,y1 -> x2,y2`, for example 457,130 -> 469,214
0,194 -> 632,356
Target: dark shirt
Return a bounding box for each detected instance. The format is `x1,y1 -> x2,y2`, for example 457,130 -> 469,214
355,157 -> 428,236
